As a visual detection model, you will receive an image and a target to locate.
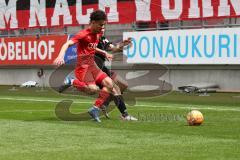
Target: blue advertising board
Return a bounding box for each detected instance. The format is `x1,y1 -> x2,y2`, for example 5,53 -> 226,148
64,35 -> 77,65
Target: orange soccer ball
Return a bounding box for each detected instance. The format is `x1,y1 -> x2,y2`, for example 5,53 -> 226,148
187,110 -> 204,126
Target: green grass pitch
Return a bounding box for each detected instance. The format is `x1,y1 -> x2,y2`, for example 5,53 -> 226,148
0,86 -> 240,160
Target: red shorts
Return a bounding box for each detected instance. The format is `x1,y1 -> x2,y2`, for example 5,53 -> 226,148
75,64 -> 108,86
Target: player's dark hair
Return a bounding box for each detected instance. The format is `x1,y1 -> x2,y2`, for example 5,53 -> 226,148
90,10 -> 107,21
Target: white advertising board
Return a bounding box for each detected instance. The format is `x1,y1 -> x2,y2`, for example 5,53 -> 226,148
123,27 -> 240,64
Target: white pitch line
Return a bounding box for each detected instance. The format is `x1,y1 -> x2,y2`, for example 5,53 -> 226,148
0,109 -> 87,113
0,97 -> 240,112
135,104 -> 240,112
0,97 -> 92,104
0,97 -> 91,113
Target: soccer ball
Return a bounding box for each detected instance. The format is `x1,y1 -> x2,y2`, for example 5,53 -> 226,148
186,110 -> 204,126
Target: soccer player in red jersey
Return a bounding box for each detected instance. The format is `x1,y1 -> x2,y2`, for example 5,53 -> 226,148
54,10 -> 137,122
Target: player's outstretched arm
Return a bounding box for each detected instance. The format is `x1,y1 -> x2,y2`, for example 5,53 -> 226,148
110,37 -> 132,53
96,48 -> 113,61
54,40 -> 75,66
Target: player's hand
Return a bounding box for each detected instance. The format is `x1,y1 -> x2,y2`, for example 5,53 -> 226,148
54,57 -> 65,66
122,37 -> 132,47
117,37 -> 132,50
105,53 -> 113,61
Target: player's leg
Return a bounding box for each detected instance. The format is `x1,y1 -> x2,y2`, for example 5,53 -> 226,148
88,70 -> 117,122
59,66 -> 88,93
72,65 -> 101,94
101,72 -> 128,108
58,75 -> 73,93
96,66 -> 123,112
86,67 -> 112,122
112,74 -> 128,93
83,84 -> 100,95
95,66 -> 113,117
112,83 -> 137,121
88,74 -> 137,122
88,86 -> 111,122
101,76 -> 137,121
99,71 -> 128,118
58,76 -> 87,93
95,64 -> 130,119
58,76 -> 101,95
89,67 -> 137,122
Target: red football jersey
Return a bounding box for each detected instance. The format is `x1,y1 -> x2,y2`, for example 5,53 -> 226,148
71,28 -> 102,66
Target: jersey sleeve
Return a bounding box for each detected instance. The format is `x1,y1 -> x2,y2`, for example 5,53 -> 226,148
70,30 -> 86,43
103,37 -> 112,50
98,36 -> 112,50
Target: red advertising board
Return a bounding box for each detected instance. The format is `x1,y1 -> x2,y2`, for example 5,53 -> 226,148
0,35 -> 68,65
1,0 -> 240,30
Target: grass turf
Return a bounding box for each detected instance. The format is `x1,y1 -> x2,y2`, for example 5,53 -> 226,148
0,86 -> 240,160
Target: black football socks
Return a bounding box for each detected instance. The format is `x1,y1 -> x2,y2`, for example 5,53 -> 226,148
113,95 -> 128,117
